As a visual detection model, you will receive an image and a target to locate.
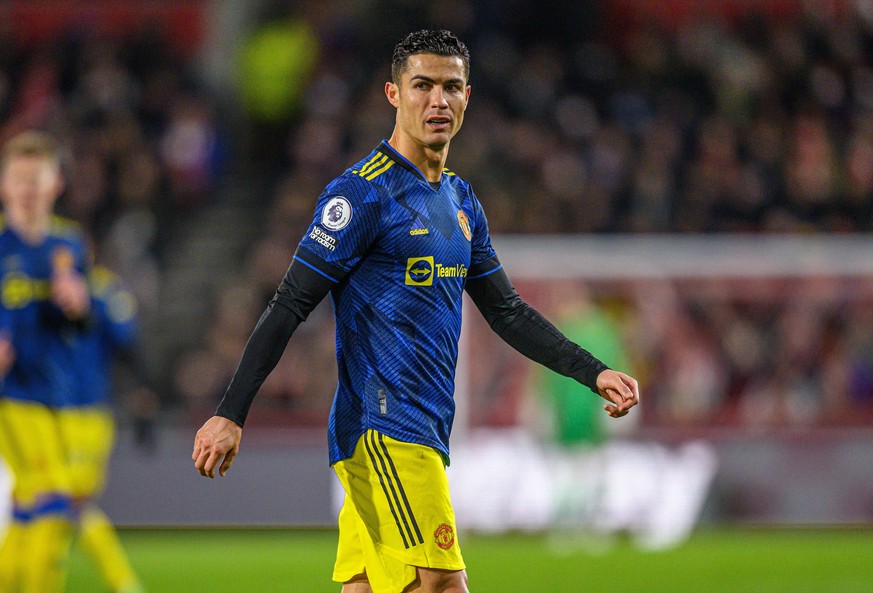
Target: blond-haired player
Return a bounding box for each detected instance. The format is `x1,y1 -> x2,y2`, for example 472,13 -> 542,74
0,130 -> 90,593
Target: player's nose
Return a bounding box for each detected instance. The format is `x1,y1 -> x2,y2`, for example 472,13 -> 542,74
430,87 -> 449,108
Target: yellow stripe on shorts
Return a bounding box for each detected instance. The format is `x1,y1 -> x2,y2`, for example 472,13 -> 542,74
363,430 -> 424,549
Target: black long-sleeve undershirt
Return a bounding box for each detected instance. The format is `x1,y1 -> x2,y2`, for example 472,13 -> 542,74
464,263 -> 608,393
214,259 -> 337,426
215,254 -> 608,428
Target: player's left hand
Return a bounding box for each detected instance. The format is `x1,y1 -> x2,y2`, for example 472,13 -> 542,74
595,370 -> 640,418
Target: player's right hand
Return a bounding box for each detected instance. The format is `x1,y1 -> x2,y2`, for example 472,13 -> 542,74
51,269 -> 91,320
0,333 -> 15,377
193,415 -> 243,478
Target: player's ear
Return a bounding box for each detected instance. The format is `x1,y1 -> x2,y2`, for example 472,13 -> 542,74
53,172 -> 65,199
385,81 -> 400,108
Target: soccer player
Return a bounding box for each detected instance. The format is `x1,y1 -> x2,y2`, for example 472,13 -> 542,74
58,263 -> 146,593
0,130 -> 91,593
193,30 -> 640,593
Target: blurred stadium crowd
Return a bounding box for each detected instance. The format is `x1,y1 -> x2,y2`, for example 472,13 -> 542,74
3,0 -> 873,431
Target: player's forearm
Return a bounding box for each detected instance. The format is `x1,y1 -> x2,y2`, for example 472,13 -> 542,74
466,266 -> 608,392
215,299 -> 301,425
215,257 -> 337,425
491,301 -> 607,391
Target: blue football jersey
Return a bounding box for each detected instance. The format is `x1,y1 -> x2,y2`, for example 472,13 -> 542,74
294,141 -> 502,464
0,216 -> 90,407
69,266 -> 138,407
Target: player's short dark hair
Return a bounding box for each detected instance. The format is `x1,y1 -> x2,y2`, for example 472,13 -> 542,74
1,130 -> 63,172
392,30 -> 470,84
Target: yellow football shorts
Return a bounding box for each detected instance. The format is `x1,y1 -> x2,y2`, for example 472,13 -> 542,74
0,398 -> 72,508
332,429 -> 465,593
57,406 -> 115,499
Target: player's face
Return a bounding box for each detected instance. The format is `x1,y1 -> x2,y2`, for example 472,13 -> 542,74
387,53 -> 471,152
0,155 -> 63,229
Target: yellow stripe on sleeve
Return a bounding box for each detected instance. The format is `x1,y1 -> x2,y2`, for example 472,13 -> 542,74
364,160 -> 394,181
357,154 -> 388,177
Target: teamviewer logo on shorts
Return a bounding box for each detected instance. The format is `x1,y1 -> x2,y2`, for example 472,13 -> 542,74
405,257 -> 434,286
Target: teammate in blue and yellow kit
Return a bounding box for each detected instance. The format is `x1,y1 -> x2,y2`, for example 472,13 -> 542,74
58,264 -> 146,593
0,130 -> 91,593
193,30 -> 640,593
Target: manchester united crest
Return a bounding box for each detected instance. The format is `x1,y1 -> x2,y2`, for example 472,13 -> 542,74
434,523 -> 455,550
457,210 -> 471,241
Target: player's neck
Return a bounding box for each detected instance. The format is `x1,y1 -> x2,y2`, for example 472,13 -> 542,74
6,212 -> 50,244
388,130 -> 448,183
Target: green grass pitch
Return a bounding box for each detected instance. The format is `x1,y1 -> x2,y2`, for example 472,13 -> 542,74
65,527 -> 873,592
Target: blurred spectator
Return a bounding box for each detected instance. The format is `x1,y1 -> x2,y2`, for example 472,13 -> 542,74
534,282 -> 636,445
159,95 -> 224,210
237,3 -> 320,173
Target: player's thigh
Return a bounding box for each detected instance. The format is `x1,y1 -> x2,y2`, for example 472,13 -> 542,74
334,430 -> 466,593
0,400 -> 23,474
58,407 -> 114,497
338,566 -> 469,593
0,399 -> 70,502
342,572 -> 373,592
405,567 -> 469,593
